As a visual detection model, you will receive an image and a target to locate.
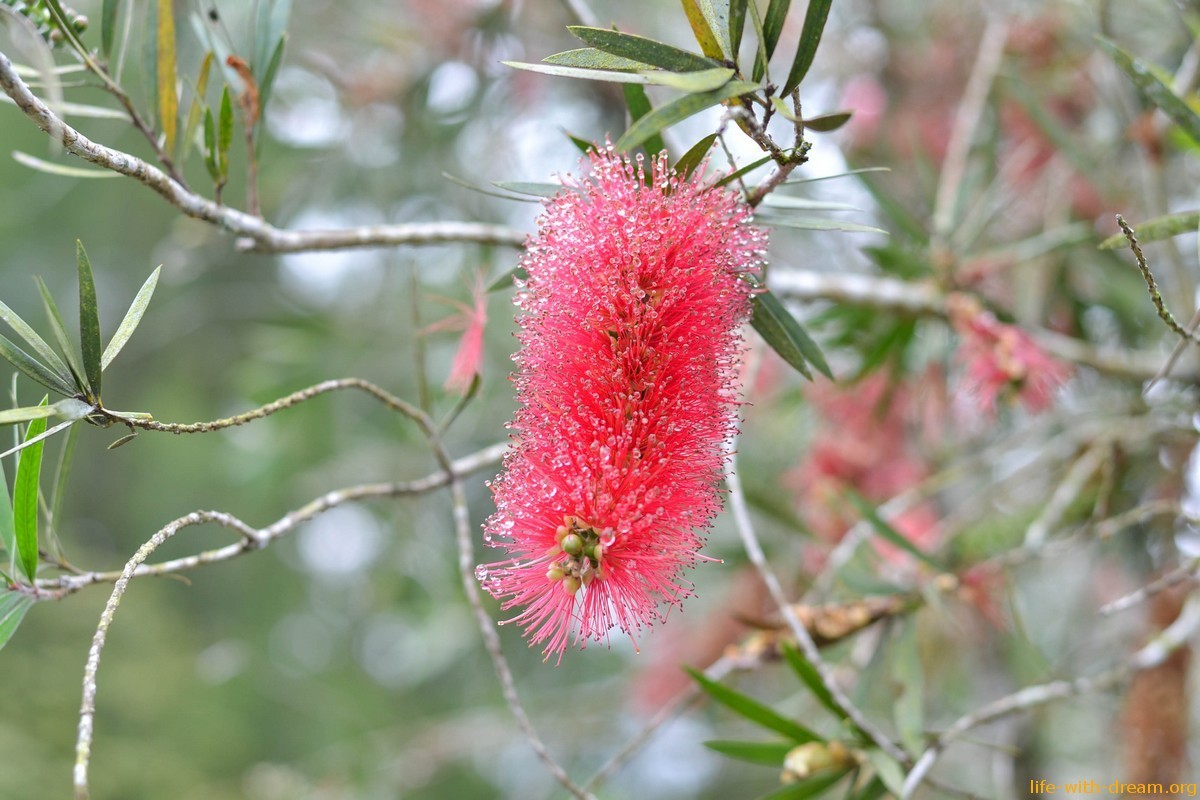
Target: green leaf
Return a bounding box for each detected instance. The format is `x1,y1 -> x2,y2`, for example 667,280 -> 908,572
750,288 -> 833,380
487,265 -> 528,293
255,0 -> 291,84
0,297 -> 72,382
492,181 -> 564,198
782,167 -> 891,186
0,445 -> 13,565
0,334 -> 76,398
156,0 -> 179,154
780,643 -> 845,722
504,60 -> 731,88
1099,210 -> 1200,249
729,0 -> 749,61
753,212 -> 888,235
622,83 -> 668,157
862,750 -> 905,798
759,769 -> 852,800
14,399 -> 48,581
442,173 -> 541,203
715,153 -> 774,187
49,421 -> 80,546
674,133 -> 719,179
781,0 -> 833,94
0,419 -> 75,462
0,97 -> 126,120
11,151 -> 120,178
846,491 -> 946,573
615,81 -> 760,153
0,592 -> 33,652
754,0 -> 791,81
746,0 -> 770,82
103,266 -> 161,370
1098,37 -> 1200,147
203,106 -> 220,183
687,667 -> 822,743
704,739 -> 794,766
543,48 -> 649,71
648,67 -> 735,92
760,195 -> 861,211
890,620 -> 925,757
0,404 -> 57,426
803,111 -> 853,133
181,51 -> 215,167
681,0 -> 731,60
218,85 -> 233,179
35,277 -> 86,394
257,35 -> 288,130
847,774 -> 888,800
101,0 -> 120,58
568,26 -> 722,73
76,241 -> 103,402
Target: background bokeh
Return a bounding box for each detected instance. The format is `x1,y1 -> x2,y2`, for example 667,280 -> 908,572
2,1 -> 1199,798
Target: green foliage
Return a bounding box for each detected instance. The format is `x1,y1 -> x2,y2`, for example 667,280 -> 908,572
615,80 -> 760,152
687,666 -> 823,743
13,398 -> 47,581
568,26 -> 721,73
0,591 -> 33,652
780,0 -> 832,95
1098,37 -> 1200,147
750,286 -> 832,380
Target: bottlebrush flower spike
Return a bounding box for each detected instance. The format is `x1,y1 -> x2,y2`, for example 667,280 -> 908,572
477,147 -> 765,661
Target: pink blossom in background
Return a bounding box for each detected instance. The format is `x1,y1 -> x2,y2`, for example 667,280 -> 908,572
425,275 -> 488,395
478,147 -> 765,661
948,294 -> 1070,415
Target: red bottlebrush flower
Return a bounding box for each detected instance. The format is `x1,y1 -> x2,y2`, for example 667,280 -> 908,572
477,148 -> 765,661
948,294 -> 1070,415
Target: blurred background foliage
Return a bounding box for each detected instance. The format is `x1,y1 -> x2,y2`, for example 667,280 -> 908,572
2,0 -> 1200,798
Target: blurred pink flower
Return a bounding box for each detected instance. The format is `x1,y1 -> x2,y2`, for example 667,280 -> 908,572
478,147 -> 764,661
426,275 -> 488,395
948,295 -> 1070,415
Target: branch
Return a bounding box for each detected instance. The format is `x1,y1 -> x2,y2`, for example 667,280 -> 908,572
0,50 -> 525,254
723,448 -> 911,764
29,442 -> 509,599
114,378 -> 426,435
766,269 -> 1198,381
1116,214 -> 1200,346
900,591 -> 1200,798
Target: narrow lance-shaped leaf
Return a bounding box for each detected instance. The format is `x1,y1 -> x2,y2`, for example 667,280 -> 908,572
674,133 -> 719,179
12,152 -> 122,178
181,51 -> 215,167
34,277 -> 86,393
750,288 -> 832,380
49,420 -> 80,545
846,491 -> 946,572
101,0 -> 120,58
0,418 -> 76,461
760,768 -> 853,800
686,667 -> 822,742
203,106 -> 221,183
780,643 -> 849,722
102,266 -> 161,370
704,739 -> 795,766
257,35 -> 287,141
754,0 -> 792,81
0,443 -> 13,567
615,80 -> 760,153
681,0 -> 730,60
1098,37 -> 1200,147
0,334 -> 76,398
781,0 -> 833,95
218,85 -> 233,180
729,0 -> 749,62
622,83 -> 667,157
0,298 -> 72,382
156,0 -> 179,153
0,592 -> 34,652
543,48 -> 649,71
568,26 -> 722,73
14,398 -> 48,581
76,240 -> 103,401
754,212 -> 887,235
0,404 -> 57,426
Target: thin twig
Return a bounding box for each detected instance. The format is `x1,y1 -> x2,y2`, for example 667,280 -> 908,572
1117,214 -> 1200,346
1100,559 -> 1199,616
432,438 -> 595,799
115,378 -> 423,435
724,450 -> 911,764
766,269 -> 1198,381
900,592 -> 1200,798
0,51 -> 525,253
1023,442 -> 1107,547
931,17 -> 1009,255
28,442 -> 509,599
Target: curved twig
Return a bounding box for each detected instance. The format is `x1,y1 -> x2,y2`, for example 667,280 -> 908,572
29,442 -> 508,600
0,50 -> 525,254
